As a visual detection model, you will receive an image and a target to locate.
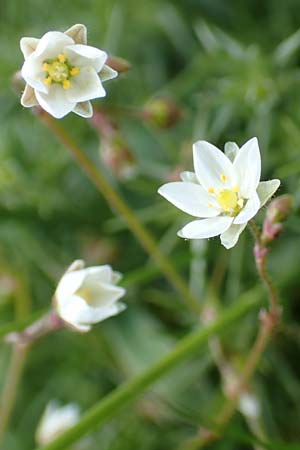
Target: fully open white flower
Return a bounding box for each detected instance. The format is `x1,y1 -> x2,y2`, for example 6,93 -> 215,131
55,261 -> 126,332
158,138 -> 280,249
20,24 -> 118,118
35,401 -> 80,446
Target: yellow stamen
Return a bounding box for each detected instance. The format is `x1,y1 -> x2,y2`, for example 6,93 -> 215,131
237,198 -> 244,208
62,79 -> 71,89
44,76 -> 52,86
70,66 -> 80,76
233,185 -> 240,193
42,63 -> 50,72
208,187 -> 215,193
220,174 -> 227,182
58,53 -> 67,63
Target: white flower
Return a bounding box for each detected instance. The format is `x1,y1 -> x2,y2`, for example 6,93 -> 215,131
35,401 -> 80,446
54,260 -> 126,332
158,137 -> 280,249
20,24 -> 118,119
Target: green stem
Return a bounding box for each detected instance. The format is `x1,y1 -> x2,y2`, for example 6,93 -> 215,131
37,111 -> 199,314
35,295 -> 259,450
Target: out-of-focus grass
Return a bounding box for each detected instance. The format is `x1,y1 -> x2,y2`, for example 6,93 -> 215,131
1,1 -> 300,449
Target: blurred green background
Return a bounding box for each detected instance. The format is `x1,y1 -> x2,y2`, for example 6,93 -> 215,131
1,0 -> 300,449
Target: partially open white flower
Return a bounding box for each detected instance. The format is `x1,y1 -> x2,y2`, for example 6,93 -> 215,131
20,24 -> 118,118
158,138 -> 280,249
54,261 -> 126,332
35,401 -> 80,446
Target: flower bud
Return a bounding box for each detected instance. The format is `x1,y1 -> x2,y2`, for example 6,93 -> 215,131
261,194 -> 293,245
36,401 -> 80,446
142,98 -> 182,129
106,56 -> 131,73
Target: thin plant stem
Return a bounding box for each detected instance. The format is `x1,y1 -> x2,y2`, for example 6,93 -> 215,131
37,111 -> 200,314
34,295 -> 259,450
0,343 -> 30,442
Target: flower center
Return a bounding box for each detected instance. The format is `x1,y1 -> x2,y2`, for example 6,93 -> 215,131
42,54 -> 80,89
216,189 -> 244,215
76,287 -> 92,303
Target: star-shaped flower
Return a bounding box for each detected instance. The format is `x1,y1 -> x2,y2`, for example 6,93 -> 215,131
20,24 -> 118,118
158,138 -> 280,249
54,261 -> 126,332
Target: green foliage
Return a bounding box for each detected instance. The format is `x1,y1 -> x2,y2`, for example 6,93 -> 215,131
0,1 -> 300,449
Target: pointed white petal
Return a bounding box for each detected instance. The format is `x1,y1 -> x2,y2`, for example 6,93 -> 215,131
220,223 -> 247,249
257,179 -> 280,207
99,64 -> 118,82
180,171 -> 198,183
34,31 -> 74,59
233,137 -> 261,198
35,85 -> 76,118
56,295 -> 91,331
21,84 -> 38,107
83,265 -> 114,284
158,182 -> 219,217
87,282 -> 126,307
178,216 -> 233,239
224,141 -> 239,162
233,192 -> 260,224
65,67 -> 105,103
193,140 -> 236,190
79,302 -> 126,325
64,24 -> 87,45
20,37 -> 39,59
21,55 -> 48,93
73,101 -> 93,118
66,44 -> 107,72
55,271 -> 86,302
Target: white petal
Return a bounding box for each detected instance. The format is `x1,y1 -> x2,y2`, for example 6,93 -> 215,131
224,141 -> 239,162
178,216 -> 233,239
56,295 -> 94,332
66,44 -> 107,72
83,265 -> 114,284
158,182 -> 219,218
180,171 -> 198,183
73,101 -> 93,118
55,271 -> 85,303
65,67 -> 105,103
21,55 -> 48,94
34,31 -> 74,59
233,192 -> 260,224
64,24 -> 87,45
193,140 -> 236,191
220,223 -> 247,249
233,137 -> 261,198
80,281 -> 126,307
257,179 -> 280,207
35,85 -> 76,118
20,37 -> 40,59
79,302 -> 126,325
99,64 -> 118,82
21,84 -> 38,107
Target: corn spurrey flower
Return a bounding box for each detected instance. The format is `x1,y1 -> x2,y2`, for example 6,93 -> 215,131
20,24 -> 118,118
54,260 -> 126,332
35,401 -> 80,446
158,138 -> 280,249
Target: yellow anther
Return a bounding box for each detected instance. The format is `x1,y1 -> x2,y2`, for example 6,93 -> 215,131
233,186 -> 240,193
70,66 -> 80,76
208,187 -> 215,193
44,76 -> 52,86
220,174 -> 227,182
58,53 -> 67,63
62,79 -> 71,89
42,63 -> 50,72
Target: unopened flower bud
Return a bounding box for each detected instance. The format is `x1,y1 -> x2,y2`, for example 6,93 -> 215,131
262,194 -> 292,244
100,138 -> 136,180
142,98 -> 182,129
